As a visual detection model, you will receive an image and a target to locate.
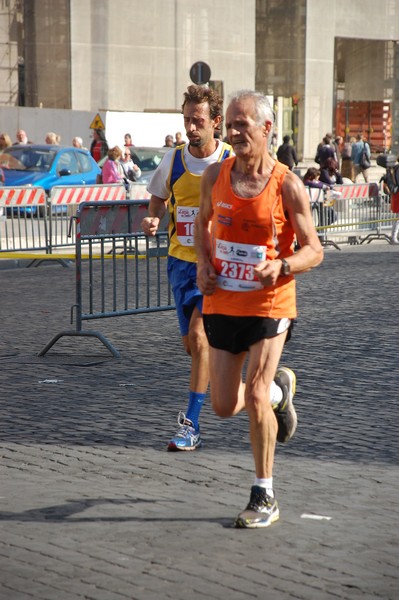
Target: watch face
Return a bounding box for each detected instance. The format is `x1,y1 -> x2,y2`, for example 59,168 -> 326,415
283,260 -> 289,275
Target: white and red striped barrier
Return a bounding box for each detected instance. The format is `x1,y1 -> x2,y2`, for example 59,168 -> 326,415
305,183 -> 380,207
305,187 -> 324,202
334,183 -> 379,199
0,186 -> 46,207
128,183 -> 151,200
50,184 -> 126,206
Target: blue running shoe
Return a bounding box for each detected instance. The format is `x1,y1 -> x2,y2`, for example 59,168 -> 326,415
273,367 -> 297,443
167,411 -> 202,451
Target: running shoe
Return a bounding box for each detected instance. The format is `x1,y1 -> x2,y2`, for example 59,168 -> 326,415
167,411 -> 202,451
235,486 -> 279,529
273,367 -> 297,443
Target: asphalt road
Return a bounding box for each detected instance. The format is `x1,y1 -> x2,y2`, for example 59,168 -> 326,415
0,242 -> 398,600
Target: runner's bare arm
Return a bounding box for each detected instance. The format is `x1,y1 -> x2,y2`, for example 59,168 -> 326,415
195,163 -> 222,295
281,171 -> 324,272
141,195 -> 168,236
254,171 -> 323,285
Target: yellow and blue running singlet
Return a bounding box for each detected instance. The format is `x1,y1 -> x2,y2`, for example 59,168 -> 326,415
167,143 -> 232,263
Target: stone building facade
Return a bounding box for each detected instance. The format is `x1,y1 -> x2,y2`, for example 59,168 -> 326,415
0,0 -> 398,157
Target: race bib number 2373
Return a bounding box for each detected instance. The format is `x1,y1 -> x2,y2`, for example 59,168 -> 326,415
214,239 -> 267,291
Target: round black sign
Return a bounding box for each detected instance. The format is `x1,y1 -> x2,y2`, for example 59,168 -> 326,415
190,61 -> 211,85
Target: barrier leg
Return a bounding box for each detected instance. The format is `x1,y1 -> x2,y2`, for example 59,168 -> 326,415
26,257 -> 73,268
321,238 -> 341,250
359,232 -> 391,244
317,227 -> 341,250
317,203 -> 341,250
38,330 -> 121,358
359,218 -> 391,244
360,194 -> 392,244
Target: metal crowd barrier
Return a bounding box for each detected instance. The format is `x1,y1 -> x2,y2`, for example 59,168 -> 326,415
305,183 -> 394,249
2,182 -> 396,261
0,186 -> 48,252
39,200 -> 173,358
0,183 -> 151,258
48,183 -> 127,250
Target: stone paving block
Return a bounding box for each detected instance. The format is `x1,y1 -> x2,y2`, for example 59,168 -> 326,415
0,568 -> 68,600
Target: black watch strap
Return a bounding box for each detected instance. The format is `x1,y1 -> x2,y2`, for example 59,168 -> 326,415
281,258 -> 290,276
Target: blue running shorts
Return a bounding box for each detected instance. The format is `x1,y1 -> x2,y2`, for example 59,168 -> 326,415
167,255 -> 203,336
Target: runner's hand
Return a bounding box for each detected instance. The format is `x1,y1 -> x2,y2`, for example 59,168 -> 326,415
141,217 -> 160,236
254,260 -> 281,287
197,263 -> 218,296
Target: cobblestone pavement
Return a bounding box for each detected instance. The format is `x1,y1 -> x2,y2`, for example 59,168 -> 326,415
1,243 -> 398,600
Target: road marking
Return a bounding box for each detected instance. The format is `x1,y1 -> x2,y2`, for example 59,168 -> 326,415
301,513 -> 332,521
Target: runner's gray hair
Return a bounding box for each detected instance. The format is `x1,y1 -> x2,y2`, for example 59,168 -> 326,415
228,89 -> 275,126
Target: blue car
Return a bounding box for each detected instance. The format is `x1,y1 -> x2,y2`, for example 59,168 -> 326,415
1,144 -> 101,216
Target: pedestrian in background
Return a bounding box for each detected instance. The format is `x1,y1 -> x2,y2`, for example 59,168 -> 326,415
124,133 -> 134,147
340,137 -> 355,181
380,154 -> 399,244
390,187 -> 399,244
13,129 -> 32,145
174,131 -> 185,146
72,136 -> 84,149
120,146 -> 141,183
101,146 -> 124,184
351,133 -> 371,183
303,167 -> 327,190
308,162 -> 339,227
320,157 -> 343,186
45,132 -> 60,145
164,135 -> 174,148
0,133 -> 12,151
276,134 -> 298,171
271,132 -> 278,159
90,129 -> 109,162
195,89 -> 323,528
315,134 -> 337,169
334,135 -> 343,169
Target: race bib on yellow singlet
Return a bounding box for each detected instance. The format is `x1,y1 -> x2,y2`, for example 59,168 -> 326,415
214,239 -> 267,291
176,206 -> 199,246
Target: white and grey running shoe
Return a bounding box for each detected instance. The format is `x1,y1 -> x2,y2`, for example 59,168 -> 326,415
235,486 -> 279,529
273,367 -> 297,443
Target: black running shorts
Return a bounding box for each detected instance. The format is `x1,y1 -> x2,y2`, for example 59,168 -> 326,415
203,315 -> 294,354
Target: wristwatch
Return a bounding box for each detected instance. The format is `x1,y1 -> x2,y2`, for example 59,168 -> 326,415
281,258 -> 291,276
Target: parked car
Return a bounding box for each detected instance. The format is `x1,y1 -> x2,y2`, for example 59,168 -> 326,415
98,146 -> 171,185
129,146 -> 171,184
0,145 -> 101,215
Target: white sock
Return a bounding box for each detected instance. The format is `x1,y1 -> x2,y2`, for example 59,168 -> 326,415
270,380 -> 283,407
254,477 -> 274,498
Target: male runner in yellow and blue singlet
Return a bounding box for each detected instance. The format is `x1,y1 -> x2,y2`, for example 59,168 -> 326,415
142,85 -> 232,450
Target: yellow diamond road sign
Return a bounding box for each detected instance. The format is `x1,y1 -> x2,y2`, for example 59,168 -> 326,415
90,113 -> 105,130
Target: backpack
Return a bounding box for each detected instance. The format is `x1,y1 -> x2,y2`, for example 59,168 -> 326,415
384,164 -> 399,195
359,143 -> 370,170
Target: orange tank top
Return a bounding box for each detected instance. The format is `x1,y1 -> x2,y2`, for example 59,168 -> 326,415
203,158 -> 297,318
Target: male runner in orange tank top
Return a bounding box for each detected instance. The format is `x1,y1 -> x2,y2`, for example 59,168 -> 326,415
195,89 -> 323,528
